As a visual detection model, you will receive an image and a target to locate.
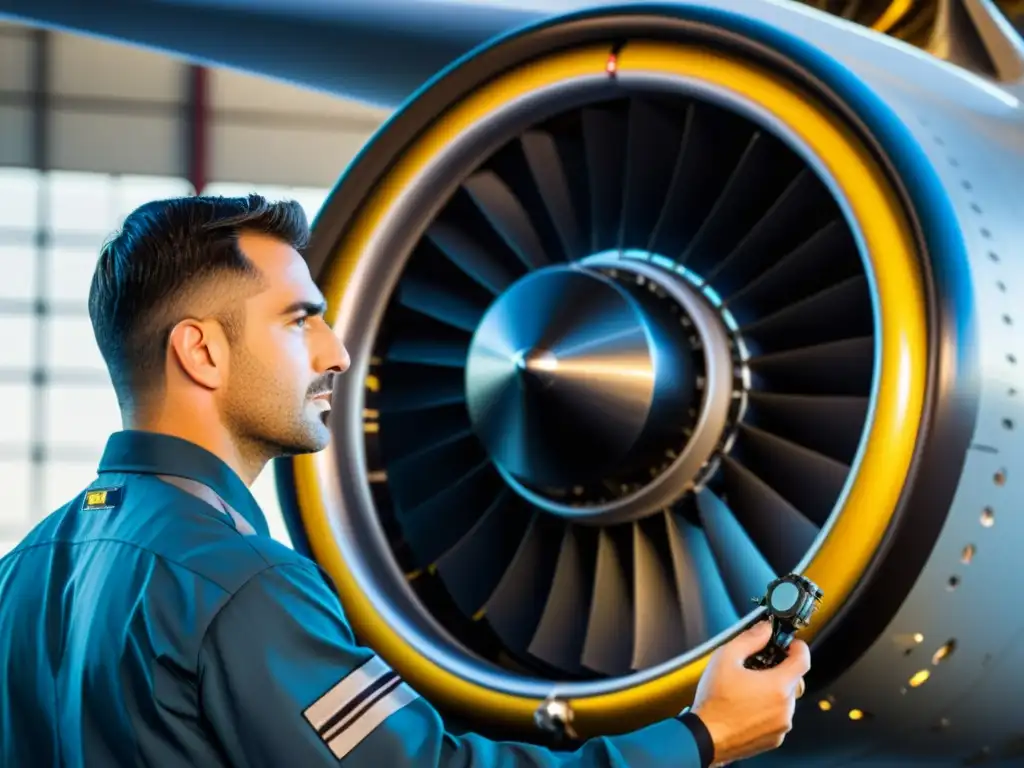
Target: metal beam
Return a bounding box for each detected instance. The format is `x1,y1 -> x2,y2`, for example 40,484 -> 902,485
185,64 -> 208,194
0,91 -> 383,132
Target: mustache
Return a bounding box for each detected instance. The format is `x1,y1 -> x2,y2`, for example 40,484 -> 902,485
307,374 -> 337,399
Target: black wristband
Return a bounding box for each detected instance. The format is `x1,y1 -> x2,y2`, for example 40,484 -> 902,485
676,708 -> 715,768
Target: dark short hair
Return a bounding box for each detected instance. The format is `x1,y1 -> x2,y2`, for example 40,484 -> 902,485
88,193 -> 309,409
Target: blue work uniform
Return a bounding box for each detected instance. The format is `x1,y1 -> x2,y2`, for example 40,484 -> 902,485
0,430 -> 708,767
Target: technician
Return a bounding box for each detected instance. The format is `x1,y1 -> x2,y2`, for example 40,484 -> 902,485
0,194 -> 810,768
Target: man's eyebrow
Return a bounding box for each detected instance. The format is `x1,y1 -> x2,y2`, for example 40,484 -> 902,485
281,300 -> 328,317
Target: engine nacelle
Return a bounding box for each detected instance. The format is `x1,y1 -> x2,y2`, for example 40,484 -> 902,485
268,3 -> 1024,765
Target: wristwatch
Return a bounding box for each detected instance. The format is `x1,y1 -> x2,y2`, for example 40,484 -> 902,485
676,706 -> 715,768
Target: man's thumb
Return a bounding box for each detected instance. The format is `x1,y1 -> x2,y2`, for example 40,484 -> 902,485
725,619 -> 772,658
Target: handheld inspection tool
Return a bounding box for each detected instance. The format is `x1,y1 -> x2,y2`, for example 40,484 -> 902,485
745,572 -> 824,670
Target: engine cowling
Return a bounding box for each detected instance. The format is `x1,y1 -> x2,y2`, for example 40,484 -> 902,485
277,4 -> 1024,764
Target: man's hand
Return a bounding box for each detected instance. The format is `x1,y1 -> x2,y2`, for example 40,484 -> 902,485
690,620 -> 810,765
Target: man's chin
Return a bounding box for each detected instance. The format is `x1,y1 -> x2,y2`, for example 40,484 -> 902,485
273,421 -> 332,458
304,421 -> 332,454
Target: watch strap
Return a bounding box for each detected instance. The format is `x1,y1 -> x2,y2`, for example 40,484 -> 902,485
676,707 -> 715,768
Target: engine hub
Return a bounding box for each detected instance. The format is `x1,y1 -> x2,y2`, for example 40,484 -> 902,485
466,259 -> 736,523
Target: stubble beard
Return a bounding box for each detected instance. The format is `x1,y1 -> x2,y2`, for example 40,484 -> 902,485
222,353 -> 332,464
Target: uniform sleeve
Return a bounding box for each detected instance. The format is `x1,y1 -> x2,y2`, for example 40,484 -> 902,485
198,562 -> 701,768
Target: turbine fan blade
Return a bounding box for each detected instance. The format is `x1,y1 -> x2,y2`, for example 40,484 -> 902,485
528,524 -> 597,675
427,221 -> 518,296
739,275 -> 872,356
647,101 -> 750,258
386,333 -> 469,368
748,337 -> 875,396
480,512 -> 564,657
720,457 -> 820,574
464,171 -> 551,271
582,104 -> 628,253
631,517 -> 686,669
724,220 -> 860,323
379,403 -> 470,463
744,392 -> 869,465
703,169 -> 838,295
521,130 -> 586,261
681,130 -> 804,272
377,364 -> 466,413
434,490 -> 532,617
666,509 -> 741,646
695,488 -> 777,614
618,98 -> 689,251
395,274 -> 488,333
732,424 -> 851,528
581,528 -> 634,675
384,430 -> 481,512
399,461 -> 502,567
385,309 -> 472,368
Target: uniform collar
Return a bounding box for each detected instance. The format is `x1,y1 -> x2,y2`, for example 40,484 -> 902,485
97,430 -> 270,538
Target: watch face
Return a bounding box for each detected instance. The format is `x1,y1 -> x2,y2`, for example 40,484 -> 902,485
770,581 -> 801,613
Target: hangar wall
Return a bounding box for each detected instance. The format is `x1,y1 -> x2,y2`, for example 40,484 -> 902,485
0,20 -> 389,555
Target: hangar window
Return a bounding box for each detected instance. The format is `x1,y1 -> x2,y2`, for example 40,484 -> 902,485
0,166 -> 333,557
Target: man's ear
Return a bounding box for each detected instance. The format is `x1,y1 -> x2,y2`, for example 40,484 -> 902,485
167,318 -> 230,390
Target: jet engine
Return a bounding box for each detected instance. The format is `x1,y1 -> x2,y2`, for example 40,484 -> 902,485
270,3 -> 1024,764
8,0 -> 1016,763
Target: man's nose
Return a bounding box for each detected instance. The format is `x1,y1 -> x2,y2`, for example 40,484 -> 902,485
319,329 -> 350,374
335,342 -> 351,373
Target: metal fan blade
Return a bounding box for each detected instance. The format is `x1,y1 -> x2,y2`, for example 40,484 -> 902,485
434,490 -> 532,617
724,220 -> 859,324
732,424 -> 851,527
694,489 -> 777,615
384,430 -> 481,512
387,336 -> 469,368
395,274 -> 486,333
647,102 -> 750,258
377,364 -> 466,413
464,171 -> 550,271
747,336 -> 875,396
386,316 -> 471,367
480,512 -> 564,656
739,275 -> 872,356
528,525 -> 596,674
399,461 -> 503,566
427,221 -> 518,295
631,518 -> 686,669
681,130 -> 804,272
744,392 -> 869,465
666,510 -> 740,646
379,404 -> 471,462
720,456 -> 820,574
618,98 -> 688,250
581,528 -> 634,675
521,130 -> 585,260
581,105 -> 628,253
551,129 -> 593,258
701,169 -> 837,294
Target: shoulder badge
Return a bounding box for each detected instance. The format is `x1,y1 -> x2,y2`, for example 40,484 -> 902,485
82,486 -> 123,511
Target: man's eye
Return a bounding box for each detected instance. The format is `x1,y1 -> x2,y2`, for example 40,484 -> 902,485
294,316 -> 308,328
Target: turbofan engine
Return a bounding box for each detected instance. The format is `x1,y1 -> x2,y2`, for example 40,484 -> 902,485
273,3 -> 1024,765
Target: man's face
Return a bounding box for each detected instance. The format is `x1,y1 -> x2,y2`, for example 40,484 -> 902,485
220,232 -> 350,457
